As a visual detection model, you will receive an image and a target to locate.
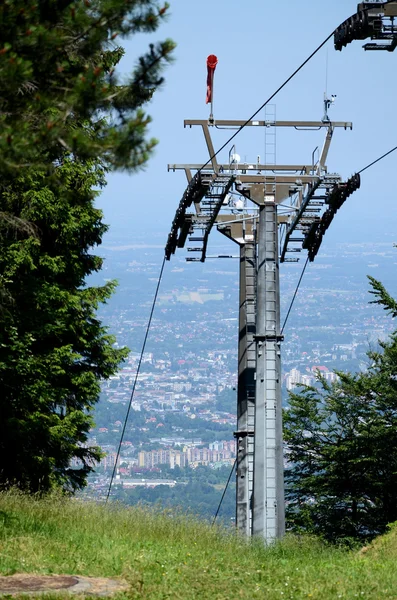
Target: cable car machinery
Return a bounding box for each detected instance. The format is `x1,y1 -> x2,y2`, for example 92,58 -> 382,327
165,114 -> 359,541
335,1 -> 397,51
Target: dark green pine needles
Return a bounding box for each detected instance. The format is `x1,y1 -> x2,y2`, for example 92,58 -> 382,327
0,0 -> 175,493
284,266 -> 397,544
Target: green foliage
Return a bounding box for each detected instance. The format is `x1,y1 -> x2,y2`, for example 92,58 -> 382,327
0,0 -> 175,171
0,160 -> 129,492
284,273 -> 397,544
0,1 -> 174,492
2,492 -> 397,599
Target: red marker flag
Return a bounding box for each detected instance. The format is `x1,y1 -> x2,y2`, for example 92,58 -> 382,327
206,54 -> 218,104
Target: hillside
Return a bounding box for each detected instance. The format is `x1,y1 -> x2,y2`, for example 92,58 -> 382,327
0,492 -> 397,599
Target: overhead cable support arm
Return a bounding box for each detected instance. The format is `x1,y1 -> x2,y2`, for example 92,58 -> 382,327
166,119 -> 353,265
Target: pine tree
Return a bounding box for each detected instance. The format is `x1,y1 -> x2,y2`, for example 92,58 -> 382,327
0,0 -> 174,171
284,271 -> 397,544
0,1 -> 174,492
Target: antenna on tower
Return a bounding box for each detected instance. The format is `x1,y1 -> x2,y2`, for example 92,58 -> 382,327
322,49 -> 337,122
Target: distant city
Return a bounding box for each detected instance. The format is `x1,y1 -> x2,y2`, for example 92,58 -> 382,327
81,234 -> 397,503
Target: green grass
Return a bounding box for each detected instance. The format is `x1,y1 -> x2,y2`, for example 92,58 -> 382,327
1,491 -> 397,599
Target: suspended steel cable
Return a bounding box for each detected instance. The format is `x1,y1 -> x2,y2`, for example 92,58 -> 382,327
358,143 -> 397,175
200,33 -> 334,172
200,0 -> 397,173
279,141 -> 397,338
105,256 -> 167,503
212,458 -> 237,526
279,140 -> 397,337
281,256 -> 310,335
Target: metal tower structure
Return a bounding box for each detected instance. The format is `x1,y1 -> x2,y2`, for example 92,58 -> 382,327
165,115 -> 358,541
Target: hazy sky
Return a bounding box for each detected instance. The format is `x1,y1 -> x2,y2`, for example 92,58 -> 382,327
98,0 -> 397,247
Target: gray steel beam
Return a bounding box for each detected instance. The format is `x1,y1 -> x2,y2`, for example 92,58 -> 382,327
252,196 -> 285,541
169,167 -> 323,186
168,164 -> 320,174
202,123 -> 219,172
236,242 -> 256,536
317,125 -> 334,174
184,119 -> 352,129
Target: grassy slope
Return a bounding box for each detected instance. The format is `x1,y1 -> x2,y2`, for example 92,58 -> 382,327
0,492 -> 397,599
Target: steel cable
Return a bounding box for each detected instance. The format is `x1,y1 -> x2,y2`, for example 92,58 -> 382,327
358,144 -> 397,175
212,458 -> 237,526
199,0 -> 397,173
105,256 -> 167,503
281,256 -> 310,335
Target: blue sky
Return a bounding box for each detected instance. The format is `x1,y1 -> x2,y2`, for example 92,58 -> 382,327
98,0 -> 397,246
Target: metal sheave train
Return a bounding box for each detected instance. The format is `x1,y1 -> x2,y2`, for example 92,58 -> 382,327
303,174 -> 361,261
335,1 -> 397,51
